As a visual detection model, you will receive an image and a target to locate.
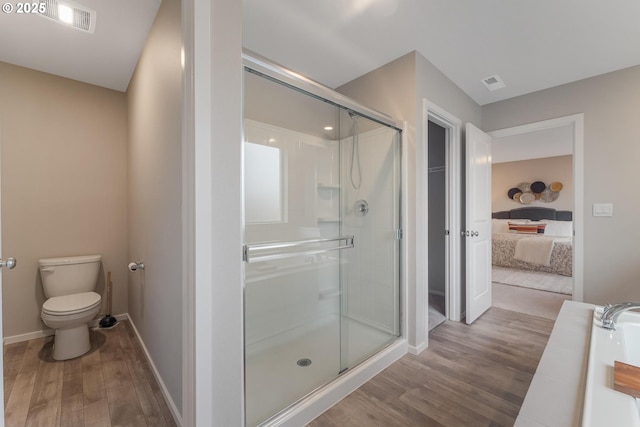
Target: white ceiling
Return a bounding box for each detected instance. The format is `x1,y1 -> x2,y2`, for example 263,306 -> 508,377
1,1 -> 639,104
243,0 -> 640,105
0,0 -> 161,92
492,126 -> 573,164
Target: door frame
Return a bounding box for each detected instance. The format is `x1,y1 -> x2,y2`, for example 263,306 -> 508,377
183,0 -> 245,425
0,126 -> 5,422
488,113 -> 584,302
423,100 -> 462,322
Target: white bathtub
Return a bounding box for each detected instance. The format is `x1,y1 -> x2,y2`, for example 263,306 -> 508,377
583,308 -> 640,426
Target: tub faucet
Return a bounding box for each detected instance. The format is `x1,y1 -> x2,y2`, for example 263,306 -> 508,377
601,302 -> 640,330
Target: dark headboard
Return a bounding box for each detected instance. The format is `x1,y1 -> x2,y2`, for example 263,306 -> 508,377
492,207 -> 573,221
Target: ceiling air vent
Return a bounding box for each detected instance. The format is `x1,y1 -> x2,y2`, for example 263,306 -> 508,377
481,74 -> 506,91
39,0 -> 96,34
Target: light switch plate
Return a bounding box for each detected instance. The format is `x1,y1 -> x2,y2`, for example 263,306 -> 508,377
593,203 -> 613,217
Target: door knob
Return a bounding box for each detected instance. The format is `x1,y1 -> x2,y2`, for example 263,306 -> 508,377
0,257 -> 16,269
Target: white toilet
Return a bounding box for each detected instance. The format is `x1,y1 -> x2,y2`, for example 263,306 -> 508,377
39,254 -> 103,360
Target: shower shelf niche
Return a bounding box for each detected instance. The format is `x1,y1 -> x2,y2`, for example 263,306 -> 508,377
317,181 -> 339,226
317,217 -> 339,223
317,183 -> 340,190
245,257 -> 340,284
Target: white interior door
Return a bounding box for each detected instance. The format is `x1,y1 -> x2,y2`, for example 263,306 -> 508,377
465,123 -> 492,324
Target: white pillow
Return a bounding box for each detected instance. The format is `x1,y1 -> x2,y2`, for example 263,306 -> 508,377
544,220 -> 573,237
492,219 -> 511,234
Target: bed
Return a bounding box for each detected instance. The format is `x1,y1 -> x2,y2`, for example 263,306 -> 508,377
491,207 -> 573,277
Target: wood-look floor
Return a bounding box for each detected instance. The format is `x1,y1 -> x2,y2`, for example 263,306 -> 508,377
309,307 -> 555,427
3,321 -> 176,427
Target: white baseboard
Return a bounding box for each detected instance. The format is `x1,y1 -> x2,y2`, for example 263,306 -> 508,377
2,313 -> 130,346
126,314 -> 183,427
3,328 -> 54,345
408,341 -> 428,355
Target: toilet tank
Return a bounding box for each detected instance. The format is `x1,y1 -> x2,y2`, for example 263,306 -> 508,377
39,254 -> 102,298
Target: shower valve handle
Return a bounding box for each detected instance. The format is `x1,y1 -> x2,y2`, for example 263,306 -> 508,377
355,200 -> 369,216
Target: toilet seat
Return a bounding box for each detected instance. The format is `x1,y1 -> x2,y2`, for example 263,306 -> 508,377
42,291 -> 101,316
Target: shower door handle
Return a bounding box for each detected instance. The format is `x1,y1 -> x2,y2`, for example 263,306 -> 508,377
243,235 -> 355,263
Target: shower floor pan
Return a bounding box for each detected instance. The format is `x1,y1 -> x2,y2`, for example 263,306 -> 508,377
245,313 -> 396,427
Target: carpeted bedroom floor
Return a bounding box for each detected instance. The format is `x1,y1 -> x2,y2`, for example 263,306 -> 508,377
492,266 -> 572,320
428,267 -> 571,326
492,266 -> 573,295
428,267 -> 573,331
492,281 -> 571,320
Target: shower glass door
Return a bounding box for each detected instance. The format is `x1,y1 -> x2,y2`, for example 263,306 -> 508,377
337,109 -> 401,372
243,67 -> 401,427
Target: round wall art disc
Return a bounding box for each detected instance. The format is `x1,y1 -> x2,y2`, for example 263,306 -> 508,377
541,188 -> 559,202
507,187 -> 521,199
517,182 -> 531,193
519,192 -> 535,204
531,181 -> 546,193
549,182 -> 563,192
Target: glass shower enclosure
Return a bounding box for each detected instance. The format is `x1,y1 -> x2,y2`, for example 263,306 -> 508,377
242,55 -> 402,427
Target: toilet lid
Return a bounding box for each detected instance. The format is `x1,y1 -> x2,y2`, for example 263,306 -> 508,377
42,291 -> 101,315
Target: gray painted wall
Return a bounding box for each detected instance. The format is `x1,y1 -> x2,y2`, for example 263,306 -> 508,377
339,50 -> 640,314
482,64 -> 640,304
127,0 -> 183,413
337,51 -> 481,341
337,52 -> 421,345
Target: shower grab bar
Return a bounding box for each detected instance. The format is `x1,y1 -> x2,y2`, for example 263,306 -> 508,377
243,235 -> 354,263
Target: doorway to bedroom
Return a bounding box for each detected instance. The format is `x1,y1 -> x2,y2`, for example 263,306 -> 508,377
488,116 -> 583,320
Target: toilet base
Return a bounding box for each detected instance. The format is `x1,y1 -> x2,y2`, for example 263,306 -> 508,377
52,324 -> 91,360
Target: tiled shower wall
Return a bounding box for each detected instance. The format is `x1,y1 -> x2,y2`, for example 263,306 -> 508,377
244,120 -> 399,347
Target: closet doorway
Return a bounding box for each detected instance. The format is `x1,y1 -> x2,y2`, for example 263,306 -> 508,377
428,120 -> 447,329
425,101 -> 462,329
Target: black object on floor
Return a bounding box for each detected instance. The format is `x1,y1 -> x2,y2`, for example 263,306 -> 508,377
99,314 -> 117,328
99,271 -> 117,328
